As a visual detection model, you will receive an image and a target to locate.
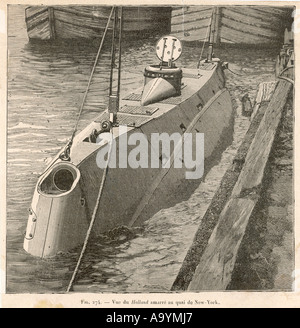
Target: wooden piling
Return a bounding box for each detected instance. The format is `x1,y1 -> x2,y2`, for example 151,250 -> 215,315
172,79 -> 292,291
188,80 -> 292,290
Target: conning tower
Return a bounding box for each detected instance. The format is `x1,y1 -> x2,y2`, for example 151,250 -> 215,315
141,35 -> 183,106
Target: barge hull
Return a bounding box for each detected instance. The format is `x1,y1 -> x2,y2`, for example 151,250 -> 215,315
171,5 -> 293,45
25,6 -> 172,40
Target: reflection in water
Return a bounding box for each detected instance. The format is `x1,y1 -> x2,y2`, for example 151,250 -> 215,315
7,5 -> 280,293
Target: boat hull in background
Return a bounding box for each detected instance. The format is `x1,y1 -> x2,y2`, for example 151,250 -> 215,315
25,6 -> 172,40
171,5 -> 293,45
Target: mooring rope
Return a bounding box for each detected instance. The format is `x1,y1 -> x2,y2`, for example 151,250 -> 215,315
226,66 -> 245,76
278,66 -> 294,85
66,136 -> 114,292
278,75 -> 294,85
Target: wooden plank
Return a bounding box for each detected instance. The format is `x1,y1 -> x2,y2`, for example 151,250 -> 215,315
255,81 -> 278,104
171,9 -> 212,25
54,10 -> 108,30
171,6 -> 212,18
220,25 -> 279,44
171,13 -> 211,27
54,5 -> 112,19
171,19 -> 211,34
26,10 -> 49,28
188,198 -> 256,290
251,81 -> 277,118
187,80 -> 292,290
25,6 -> 49,21
171,29 -> 209,42
222,16 -> 281,38
249,5 -> 292,17
27,19 -> 51,40
231,5 -> 291,21
54,20 -> 102,39
123,6 -> 172,21
222,7 -> 282,30
232,80 -> 291,196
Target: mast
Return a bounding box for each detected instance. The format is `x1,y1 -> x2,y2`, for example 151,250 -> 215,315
198,7 -> 217,67
108,6 -> 123,124
207,7 -> 217,62
117,7 -> 123,106
214,7 -> 222,46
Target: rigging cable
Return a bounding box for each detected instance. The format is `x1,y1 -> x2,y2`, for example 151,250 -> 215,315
66,136 -> 114,292
197,8 -> 214,69
66,6 -> 123,293
60,6 -> 115,161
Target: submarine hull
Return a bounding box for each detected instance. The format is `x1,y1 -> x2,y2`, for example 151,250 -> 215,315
24,63 -> 234,257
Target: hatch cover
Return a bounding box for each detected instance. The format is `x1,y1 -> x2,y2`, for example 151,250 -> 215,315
95,112 -> 153,128
119,105 -> 159,116
123,93 -> 142,101
123,93 -> 182,105
182,72 -> 202,79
